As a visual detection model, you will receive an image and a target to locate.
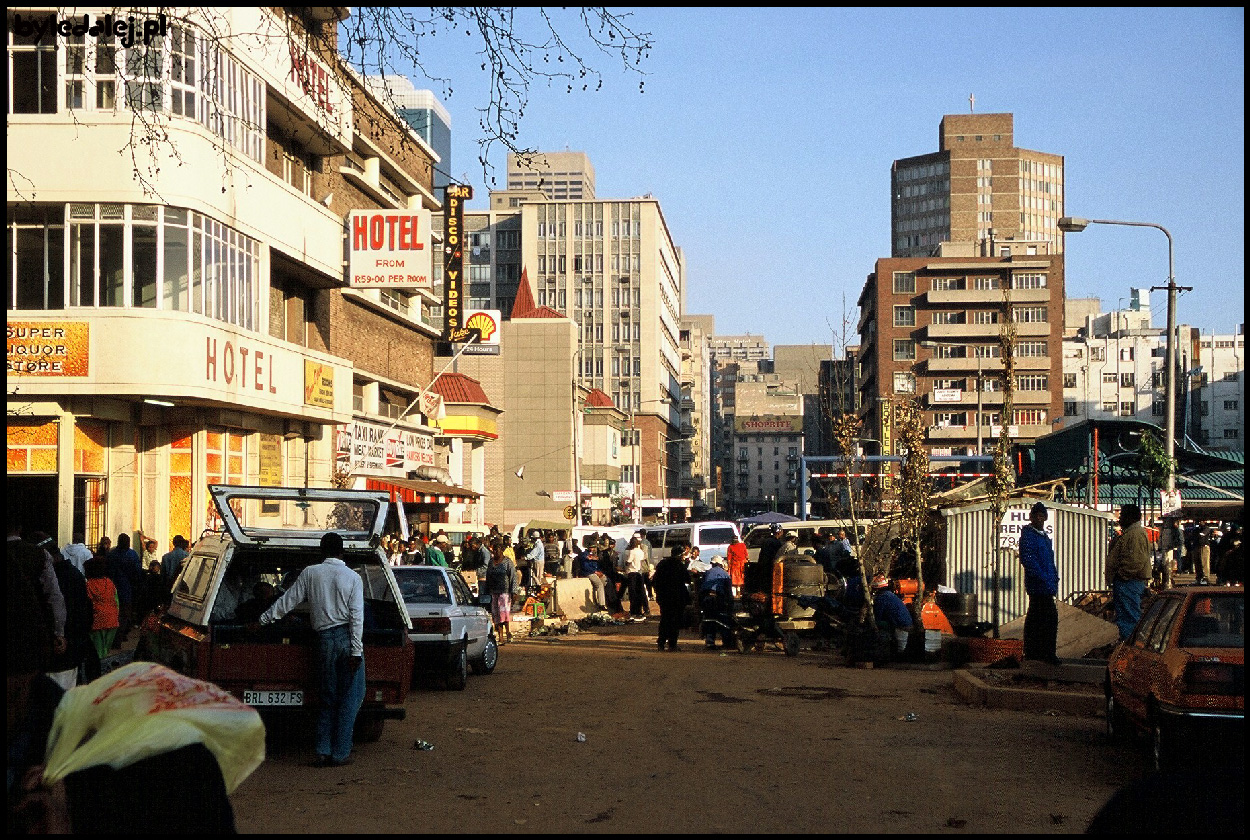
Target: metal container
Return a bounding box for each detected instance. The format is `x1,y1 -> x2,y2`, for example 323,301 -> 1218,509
939,500 -> 1115,628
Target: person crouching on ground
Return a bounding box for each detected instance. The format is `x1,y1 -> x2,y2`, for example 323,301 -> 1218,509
699,556 -> 736,650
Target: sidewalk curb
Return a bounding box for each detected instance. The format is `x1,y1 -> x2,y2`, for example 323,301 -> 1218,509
953,668 -> 1104,716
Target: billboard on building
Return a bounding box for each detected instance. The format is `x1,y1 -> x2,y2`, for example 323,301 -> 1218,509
347,210 -> 434,289
335,419 -> 436,476
733,415 -> 803,434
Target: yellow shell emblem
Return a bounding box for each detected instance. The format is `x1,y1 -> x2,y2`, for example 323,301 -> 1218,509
466,312 -> 496,341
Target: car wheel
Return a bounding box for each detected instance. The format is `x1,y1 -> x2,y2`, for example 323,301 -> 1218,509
354,715 -> 384,743
470,634 -> 498,675
445,646 -> 468,691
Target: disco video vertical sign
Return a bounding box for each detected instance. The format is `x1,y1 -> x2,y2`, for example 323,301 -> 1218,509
442,184 -> 473,343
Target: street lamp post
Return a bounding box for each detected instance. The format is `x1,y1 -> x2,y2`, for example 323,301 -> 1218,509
1058,217 -> 1189,498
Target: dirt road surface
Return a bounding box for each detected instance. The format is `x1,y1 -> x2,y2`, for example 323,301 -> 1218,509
232,620 -> 1144,833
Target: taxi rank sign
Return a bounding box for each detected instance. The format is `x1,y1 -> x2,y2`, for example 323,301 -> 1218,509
442,184 -> 474,343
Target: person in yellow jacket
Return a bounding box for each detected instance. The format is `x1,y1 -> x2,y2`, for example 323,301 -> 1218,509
1106,503 -> 1152,640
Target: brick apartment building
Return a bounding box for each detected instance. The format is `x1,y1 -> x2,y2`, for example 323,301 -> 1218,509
857,243 -> 1065,459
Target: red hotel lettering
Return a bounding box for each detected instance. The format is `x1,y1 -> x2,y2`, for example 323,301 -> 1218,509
288,45 -> 333,114
205,336 -> 278,394
352,214 -> 425,252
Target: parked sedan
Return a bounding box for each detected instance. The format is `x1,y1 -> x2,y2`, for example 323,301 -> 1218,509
1105,585 -> 1244,770
392,565 -> 497,690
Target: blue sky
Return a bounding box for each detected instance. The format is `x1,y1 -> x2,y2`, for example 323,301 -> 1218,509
385,7 -> 1244,349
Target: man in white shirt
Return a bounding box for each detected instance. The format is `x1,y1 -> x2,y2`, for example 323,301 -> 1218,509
259,532 -> 364,767
61,532 -> 93,575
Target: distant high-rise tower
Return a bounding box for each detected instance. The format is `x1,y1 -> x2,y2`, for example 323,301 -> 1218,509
364,76 -> 452,188
506,151 -> 596,200
891,113 -> 1064,257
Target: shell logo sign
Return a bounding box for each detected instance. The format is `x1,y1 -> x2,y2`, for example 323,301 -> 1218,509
461,310 -> 501,355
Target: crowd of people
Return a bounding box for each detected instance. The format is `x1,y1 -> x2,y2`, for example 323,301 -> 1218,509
7,521 -> 191,692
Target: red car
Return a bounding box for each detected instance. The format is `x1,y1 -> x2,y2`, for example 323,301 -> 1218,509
1105,585 -> 1244,770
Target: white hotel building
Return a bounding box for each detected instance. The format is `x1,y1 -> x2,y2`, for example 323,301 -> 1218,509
6,8 -> 491,547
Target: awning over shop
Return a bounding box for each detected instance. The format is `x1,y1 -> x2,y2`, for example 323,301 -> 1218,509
365,477 -> 481,505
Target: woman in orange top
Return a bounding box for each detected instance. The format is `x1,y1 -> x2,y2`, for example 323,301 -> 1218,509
84,556 -> 120,659
726,533 -> 749,595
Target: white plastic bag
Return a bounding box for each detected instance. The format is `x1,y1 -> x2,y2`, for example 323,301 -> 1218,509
42,662 -> 265,794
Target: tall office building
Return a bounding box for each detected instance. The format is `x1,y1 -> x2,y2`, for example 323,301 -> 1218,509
505,151 -> 595,200
458,160 -> 685,508
364,76 -> 452,188
892,113 -> 1064,258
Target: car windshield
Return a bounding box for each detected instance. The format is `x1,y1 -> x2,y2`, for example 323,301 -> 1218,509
1179,594 -> 1244,649
394,569 -> 452,605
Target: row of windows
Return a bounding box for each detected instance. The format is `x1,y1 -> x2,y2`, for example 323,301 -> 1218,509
895,272 -> 1046,293
8,203 -> 260,330
8,18 -> 265,163
930,409 -> 1048,427
895,162 -> 950,183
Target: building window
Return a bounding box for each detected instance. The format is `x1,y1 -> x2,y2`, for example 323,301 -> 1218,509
1012,272 -> 1047,289
932,277 -> 965,292
934,343 -> 967,359
1064,401 -> 1078,417
1017,341 -> 1049,357
893,305 -> 916,327
932,310 -> 965,325
1152,400 -> 1166,417
972,310 -> 1000,325
1015,375 -> 1048,391
893,372 -> 916,394
892,272 -> 916,294
973,276 -> 1003,291
1090,347 -> 1106,362
1014,306 -> 1049,323
1119,402 -> 1134,417
1224,400 -> 1239,411
1103,373 -> 1118,385
1223,428 -> 1240,440
1119,347 -> 1134,361
892,339 -> 915,361
12,202 -> 259,329
1101,401 -> 1117,414
1015,409 -> 1048,426
1063,373 -> 1077,389
7,15 -> 57,113
1120,372 -> 1135,388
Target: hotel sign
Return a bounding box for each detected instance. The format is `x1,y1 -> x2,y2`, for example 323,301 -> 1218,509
347,210 -> 433,289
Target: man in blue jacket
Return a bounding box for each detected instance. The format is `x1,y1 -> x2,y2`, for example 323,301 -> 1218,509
1018,501 -> 1060,665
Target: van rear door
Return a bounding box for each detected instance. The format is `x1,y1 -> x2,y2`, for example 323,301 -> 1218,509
209,484 -> 390,550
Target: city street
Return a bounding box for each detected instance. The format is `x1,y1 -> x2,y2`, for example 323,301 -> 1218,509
232,620 -> 1144,833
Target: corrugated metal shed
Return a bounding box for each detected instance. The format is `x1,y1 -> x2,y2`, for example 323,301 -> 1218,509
940,501 -> 1116,628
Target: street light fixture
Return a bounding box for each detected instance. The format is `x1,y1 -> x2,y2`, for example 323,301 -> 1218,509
1059,216 -> 1181,498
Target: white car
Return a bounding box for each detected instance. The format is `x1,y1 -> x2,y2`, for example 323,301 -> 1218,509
392,565 -> 497,690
